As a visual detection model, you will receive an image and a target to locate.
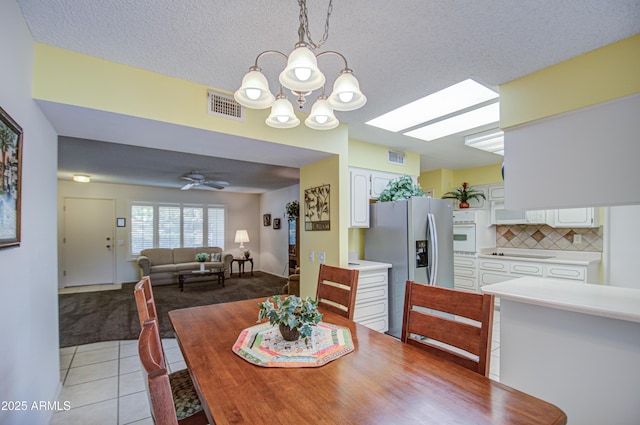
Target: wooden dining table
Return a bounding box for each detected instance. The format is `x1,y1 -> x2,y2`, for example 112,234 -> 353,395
168,298 -> 567,425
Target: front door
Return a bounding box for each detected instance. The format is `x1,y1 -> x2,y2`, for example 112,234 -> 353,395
63,197 -> 115,286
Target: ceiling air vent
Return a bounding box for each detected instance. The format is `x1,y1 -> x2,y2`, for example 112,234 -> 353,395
207,90 -> 243,121
388,150 -> 406,165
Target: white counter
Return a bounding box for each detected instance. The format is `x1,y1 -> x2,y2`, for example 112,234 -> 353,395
478,247 -> 601,267
482,276 -> 640,323
347,260 -> 392,271
482,277 -> 640,425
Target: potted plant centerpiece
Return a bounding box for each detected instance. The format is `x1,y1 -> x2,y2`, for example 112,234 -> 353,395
258,295 -> 323,343
195,252 -> 209,271
442,182 -> 486,208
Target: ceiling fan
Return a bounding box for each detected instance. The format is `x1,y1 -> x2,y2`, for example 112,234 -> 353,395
180,171 -> 229,190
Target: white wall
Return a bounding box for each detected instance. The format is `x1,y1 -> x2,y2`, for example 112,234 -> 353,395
58,181 -> 262,285
260,184 -> 299,277
0,2 -> 61,424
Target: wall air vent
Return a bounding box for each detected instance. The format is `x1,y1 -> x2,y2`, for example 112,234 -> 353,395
207,90 -> 243,121
388,149 -> 406,165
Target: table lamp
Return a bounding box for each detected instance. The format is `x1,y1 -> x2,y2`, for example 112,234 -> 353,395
234,230 -> 250,250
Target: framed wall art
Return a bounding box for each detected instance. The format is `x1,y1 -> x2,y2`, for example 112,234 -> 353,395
304,184 -> 330,231
0,107 -> 23,249
263,213 -> 271,226
273,218 -> 281,229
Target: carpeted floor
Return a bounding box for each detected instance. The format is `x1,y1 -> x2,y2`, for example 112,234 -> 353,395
58,271 -> 287,348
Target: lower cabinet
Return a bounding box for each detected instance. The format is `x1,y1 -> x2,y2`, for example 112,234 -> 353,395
479,258 -> 591,288
353,267 -> 390,333
454,255 -> 479,293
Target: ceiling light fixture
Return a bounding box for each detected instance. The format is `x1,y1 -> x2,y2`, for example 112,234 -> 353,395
366,79 -> 498,133
234,0 -> 366,130
72,174 -> 91,183
404,103 -> 500,142
465,128 -> 504,156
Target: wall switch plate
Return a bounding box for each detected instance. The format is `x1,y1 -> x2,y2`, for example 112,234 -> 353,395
309,251 -> 314,262
318,251 -> 326,264
573,234 -> 582,244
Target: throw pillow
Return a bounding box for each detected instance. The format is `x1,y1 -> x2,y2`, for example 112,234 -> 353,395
211,253 -> 222,262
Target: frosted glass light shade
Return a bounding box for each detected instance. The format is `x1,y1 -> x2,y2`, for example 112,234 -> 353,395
266,96 -> 300,128
234,70 -> 275,109
328,71 -> 367,111
305,97 -> 339,130
279,46 -> 325,92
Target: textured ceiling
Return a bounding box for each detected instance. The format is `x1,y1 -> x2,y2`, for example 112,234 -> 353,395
17,0 -> 640,190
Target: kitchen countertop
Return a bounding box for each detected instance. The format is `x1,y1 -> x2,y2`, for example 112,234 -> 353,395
347,260 -> 392,271
482,276 -> 640,323
478,247 -> 601,266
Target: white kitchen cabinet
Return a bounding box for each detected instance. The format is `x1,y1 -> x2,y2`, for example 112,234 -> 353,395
487,184 -> 505,201
350,169 -> 370,228
351,262 -> 391,333
454,255 -> 478,293
546,208 -> 599,228
349,167 -> 411,228
479,257 -> 592,285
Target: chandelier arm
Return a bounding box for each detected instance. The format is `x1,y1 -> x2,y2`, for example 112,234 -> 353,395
316,50 -> 350,70
253,50 -> 289,68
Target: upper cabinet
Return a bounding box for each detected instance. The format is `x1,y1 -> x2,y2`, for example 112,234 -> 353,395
546,208 -> 600,228
349,168 -> 414,228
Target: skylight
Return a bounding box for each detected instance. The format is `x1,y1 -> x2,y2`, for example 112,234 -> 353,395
465,128 -> 504,156
365,79 -> 498,133
404,103 -> 500,142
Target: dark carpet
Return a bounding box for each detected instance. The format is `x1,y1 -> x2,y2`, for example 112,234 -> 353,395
58,272 -> 287,348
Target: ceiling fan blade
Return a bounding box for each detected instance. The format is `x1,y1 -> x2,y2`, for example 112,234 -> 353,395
180,183 -> 195,190
181,176 -> 197,182
203,182 -> 226,190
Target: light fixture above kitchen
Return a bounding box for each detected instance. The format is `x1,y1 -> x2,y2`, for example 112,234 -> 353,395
234,0 -> 366,130
464,128 -> 504,155
72,174 -> 91,183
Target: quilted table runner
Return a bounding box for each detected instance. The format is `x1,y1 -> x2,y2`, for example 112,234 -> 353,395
232,321 -> 354,367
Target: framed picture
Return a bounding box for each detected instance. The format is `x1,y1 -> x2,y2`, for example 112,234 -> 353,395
263,213 -> 271,226
116,218 -> 126,227
273,218 -> 281,229
304,184 -> 330,231
0,107 -> 23,249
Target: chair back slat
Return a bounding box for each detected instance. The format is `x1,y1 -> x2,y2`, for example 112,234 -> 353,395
138,319 -> 177,425
134,276 -> 158,328
316,264 -> 359,319
401,280 -> 494,376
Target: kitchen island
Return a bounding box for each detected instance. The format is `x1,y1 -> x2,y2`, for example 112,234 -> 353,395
482,277 -> 640,425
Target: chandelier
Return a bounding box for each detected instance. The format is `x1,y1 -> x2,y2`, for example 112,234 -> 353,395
234,0 -> 366,130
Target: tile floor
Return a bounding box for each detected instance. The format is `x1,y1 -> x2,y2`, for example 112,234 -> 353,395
54,339 -> 187,425
54,310 -> 500,424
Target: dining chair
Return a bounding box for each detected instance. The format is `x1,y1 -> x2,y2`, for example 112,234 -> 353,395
138,319 -> 208,425
315,264 -> 360,319
134,276 -> 158,328
401,280 -> 495,376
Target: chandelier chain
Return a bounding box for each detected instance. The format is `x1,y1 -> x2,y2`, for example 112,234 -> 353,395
298,0 -> 333,50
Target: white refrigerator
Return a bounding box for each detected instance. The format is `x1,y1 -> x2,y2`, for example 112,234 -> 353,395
364,197 -> 454,338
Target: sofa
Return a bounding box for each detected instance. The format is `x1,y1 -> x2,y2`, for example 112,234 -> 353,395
136,247 -> 234,286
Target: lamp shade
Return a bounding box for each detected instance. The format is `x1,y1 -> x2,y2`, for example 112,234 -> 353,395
266,95 -> 300,128
234,69 -> 275,109
234,229 -> 250,249
279,46 -> 325,92
327,70 -> 367,111
305,96 -> 339,130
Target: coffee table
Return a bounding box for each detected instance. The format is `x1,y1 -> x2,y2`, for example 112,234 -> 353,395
176,268 -> 225,292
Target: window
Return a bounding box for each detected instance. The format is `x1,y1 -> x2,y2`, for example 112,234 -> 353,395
130,203 -> 225,255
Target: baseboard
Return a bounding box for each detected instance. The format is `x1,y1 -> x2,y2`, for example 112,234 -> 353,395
58,283 -> 123,294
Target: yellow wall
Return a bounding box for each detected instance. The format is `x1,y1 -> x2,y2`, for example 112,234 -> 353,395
299,155 -> 348,298
348,138 -> 420,175
419,163 -> 503,196
500,34 -> 640,128
33,43 -> 345,153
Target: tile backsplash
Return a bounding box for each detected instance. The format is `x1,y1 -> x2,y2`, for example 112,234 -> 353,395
496,224 -> 602,252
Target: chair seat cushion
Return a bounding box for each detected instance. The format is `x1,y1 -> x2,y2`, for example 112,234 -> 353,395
168,368 -> 203,420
